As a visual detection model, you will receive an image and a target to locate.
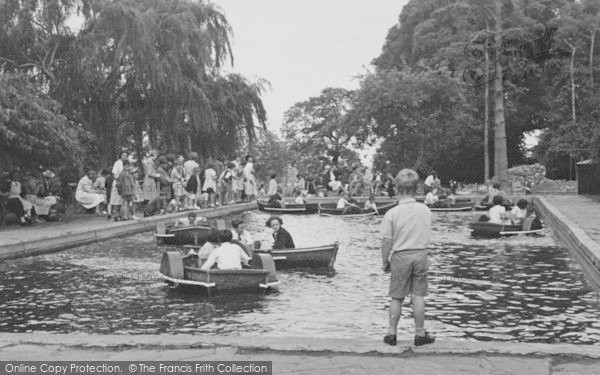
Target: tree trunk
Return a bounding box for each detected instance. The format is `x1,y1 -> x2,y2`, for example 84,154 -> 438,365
493,0 -> 508,188
484,42 -> 490,182
590,30 -> 595,89
564,40 -> 577,123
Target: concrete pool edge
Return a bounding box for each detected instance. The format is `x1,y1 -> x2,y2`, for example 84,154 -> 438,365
533,197 -> 600,290
0,202 -> 257,261
0,333 -> 598,359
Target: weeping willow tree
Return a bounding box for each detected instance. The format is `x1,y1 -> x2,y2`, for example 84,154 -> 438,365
1,0 -> 268,168
0,70 -> 90,170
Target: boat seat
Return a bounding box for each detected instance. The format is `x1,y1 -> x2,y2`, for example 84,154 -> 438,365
160,251 -> 184,280
522,217 -> 542,231
251,253 -> 277,283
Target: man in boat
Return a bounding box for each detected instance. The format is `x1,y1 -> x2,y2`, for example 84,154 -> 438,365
266,216 -> 295,249
231,219 -> 254,250
200,230 -> 251,270
381,168 -> 435,347
174,212 -> 206,227
488,195 -> 511,224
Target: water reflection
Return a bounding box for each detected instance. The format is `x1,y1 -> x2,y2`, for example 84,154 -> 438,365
0,211 -> 599,344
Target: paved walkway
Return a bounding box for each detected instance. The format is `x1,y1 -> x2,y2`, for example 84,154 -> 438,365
0,334 -> 598,374
544,195 -> 600,246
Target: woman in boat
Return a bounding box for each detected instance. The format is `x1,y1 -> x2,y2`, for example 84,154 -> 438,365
201,229 -> 251,270
488,195 -> 511,224
266,216 -> 295,249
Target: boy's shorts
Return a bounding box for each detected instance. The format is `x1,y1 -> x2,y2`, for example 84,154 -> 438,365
389,250 -> 429,299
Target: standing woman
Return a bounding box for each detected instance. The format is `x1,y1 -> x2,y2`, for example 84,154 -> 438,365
108,151 -> 128,219
202,163 -> 217,208
142,152 -> 160,204
171,156 -> 186,210
243,155 -> 257,201
232,156 -> 245,203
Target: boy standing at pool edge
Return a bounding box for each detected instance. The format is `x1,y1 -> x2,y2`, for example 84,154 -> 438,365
381,168 -> 435,346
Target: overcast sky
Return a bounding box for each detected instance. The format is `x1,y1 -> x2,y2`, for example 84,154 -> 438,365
211,0 -> 407,135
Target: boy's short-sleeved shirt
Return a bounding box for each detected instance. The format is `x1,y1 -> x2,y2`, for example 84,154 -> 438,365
380,198 -> 431,259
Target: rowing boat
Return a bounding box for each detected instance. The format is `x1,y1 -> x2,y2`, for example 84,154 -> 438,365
428,205 -> 473,212
317,201 -> 397,217
159,251 -> 279,293
469,216 -> 543,237
257,199 -> 319,214
154,223 -> 215,245
255,243 -> 339,270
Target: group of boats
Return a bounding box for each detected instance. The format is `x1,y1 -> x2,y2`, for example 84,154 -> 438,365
156,195 -> 544,294
156,222 -> 339,294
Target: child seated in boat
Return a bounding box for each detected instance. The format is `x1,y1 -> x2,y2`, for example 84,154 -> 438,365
337,191 -> 361,214
508,199 -> 528,224
363,193 -> 378,213
174,212 -> 206,227
200,230 -> 251,270
488,195 -> 511,224
267,187 -> 284,208
294,190 -> 306,204
424,189 -> 439,205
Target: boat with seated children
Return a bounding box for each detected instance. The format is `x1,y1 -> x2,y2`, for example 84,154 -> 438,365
469,215 -> 543,237
154,222 -> 215,245
318,201 -> 397,217
257,199 -> 319,214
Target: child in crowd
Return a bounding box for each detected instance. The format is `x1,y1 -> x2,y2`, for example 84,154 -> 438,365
117,160 -> 137,220
203,164 -> 217,208
218,163 -> 235,205
171,156 -> 186,211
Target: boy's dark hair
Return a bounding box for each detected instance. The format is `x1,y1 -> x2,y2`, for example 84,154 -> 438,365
122,159 -> 130,166
188,212 -> 197,219
219,229 -> 233,242
270,174 -> 277,179
492,195 -> 504,205
295,190 -> 301,196
231,219 -> 244,228
266,216 -> 282,227
517,199 -> 528,209
492,183 -> 500,189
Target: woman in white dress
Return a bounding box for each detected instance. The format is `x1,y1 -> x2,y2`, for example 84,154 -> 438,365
243,155 -> 257,201
75,169 -> 106,213
202,164 -> 217,208
108,151 -> 128,217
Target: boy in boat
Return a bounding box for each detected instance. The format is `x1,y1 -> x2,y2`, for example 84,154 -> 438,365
174,212 -> 207,227
266,216 -> 295,249
488,195 -> 511,224
232,219 -> 254,250
508,199 -> 531,225
337,191 -> 361,214
364,193 -> 378,214
267,186 -> 285,208
424,188 -> 439,206
200,230 -> 251,270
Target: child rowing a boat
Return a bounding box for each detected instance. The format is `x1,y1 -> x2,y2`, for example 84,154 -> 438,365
174,212 -> 206,227
201,230 -> 251,270
488,195 -> 511,224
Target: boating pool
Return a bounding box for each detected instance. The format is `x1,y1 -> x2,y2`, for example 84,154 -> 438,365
1,211 -> 599,344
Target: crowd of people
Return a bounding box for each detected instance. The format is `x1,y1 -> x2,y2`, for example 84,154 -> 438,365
74,151 -> 261,221
0,169 -> 64,225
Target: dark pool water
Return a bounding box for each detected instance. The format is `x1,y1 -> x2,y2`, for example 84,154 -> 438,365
1,211 -> 599,344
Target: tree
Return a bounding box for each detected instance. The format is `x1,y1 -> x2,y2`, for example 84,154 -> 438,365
282,88 -> 361,168
0,70 -> 90,170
